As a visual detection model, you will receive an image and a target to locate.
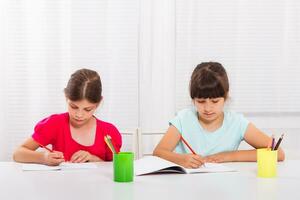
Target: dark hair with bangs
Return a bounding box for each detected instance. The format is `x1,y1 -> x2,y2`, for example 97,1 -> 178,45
64,68 -> 102,103
189,62 -> 229,99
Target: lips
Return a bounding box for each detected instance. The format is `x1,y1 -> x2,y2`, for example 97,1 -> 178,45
74,118 -> 84,122
203,113 -> 214,117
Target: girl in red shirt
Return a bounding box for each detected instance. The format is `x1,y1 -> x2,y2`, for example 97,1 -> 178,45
13,69 -> 122,166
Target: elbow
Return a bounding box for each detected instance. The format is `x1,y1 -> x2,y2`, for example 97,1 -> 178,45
12,150 -> 19,162
153,148 -> 159,157
12,147 -> 22,162
278,148 -> 285,162
153,146 -> 162,157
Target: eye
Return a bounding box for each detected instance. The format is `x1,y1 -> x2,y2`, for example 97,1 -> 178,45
70,105 -> 78,109
85,109 -> 92,112
197,100 -> 205,104
212,100 -> 219,103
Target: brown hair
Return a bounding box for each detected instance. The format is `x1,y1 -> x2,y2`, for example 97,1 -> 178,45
189,62 -> 229,99
64,68 -> 102,103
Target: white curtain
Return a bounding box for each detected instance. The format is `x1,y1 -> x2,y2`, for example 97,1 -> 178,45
0,0 -> 139,160
175,0 -> 300,114
1,0 -> 300,160
138,0 -> 176,132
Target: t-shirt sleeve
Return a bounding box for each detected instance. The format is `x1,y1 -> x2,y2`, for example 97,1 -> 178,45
169,115 -> 183,134
105,124 -> 122,161
32,115 -> 59,146
238,114 -> 250,140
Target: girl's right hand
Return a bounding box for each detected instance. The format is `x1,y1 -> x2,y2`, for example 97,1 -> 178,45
180,153 -> 205,169
43,151 -> 65,166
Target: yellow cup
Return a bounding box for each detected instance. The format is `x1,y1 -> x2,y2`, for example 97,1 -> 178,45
257,148 -> 278,178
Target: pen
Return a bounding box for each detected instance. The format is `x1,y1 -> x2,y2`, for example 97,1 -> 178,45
274,134 -> 284,150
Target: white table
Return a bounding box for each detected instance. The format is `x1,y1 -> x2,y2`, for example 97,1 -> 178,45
1,160 -> 300,200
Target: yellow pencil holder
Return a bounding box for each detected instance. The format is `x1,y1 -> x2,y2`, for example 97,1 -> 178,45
257,148 -> 278,178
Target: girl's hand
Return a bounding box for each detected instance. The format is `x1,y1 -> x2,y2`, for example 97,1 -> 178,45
180,153 -> 205,169
204,152 -> 232,163
70,150 -> 92,163
43,151 -> 65,166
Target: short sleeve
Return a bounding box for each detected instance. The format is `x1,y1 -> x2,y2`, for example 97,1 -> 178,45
32,115 -> 60,146
238,114 -> 250,140
169,115 -> 183,134
105,124 -> 122,161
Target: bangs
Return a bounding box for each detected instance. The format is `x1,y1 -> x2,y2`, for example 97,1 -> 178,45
193,81 -> 226,99
190,73 -> 227,99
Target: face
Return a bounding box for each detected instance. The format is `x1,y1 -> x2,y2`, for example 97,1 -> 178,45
193,97 -> 225,123
67,98 -> 99,127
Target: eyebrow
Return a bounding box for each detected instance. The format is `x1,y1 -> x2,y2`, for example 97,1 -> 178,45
69,103 -> 94,109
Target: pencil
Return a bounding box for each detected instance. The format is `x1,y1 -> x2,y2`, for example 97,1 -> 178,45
104,135 -> 118,154
271,136 -> 275,150
36,141 -> 53,152
267,134 -> 274,150
274,134 -> 284,150
180,135 -> 196,155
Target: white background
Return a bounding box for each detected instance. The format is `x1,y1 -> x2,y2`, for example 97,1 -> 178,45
0,0 -> 299,160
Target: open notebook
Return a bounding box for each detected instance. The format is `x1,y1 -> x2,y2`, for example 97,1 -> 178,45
22,162 -> 98,171
135,156 -> 236,176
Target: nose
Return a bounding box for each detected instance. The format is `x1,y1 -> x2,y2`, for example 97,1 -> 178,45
204,103 -> 212,113
75,110 -> 84,119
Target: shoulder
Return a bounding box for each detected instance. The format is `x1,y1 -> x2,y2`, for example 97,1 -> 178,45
36,113 -> 68,127
224,110 -> 249,135
95,118 -> 120,134
224,110 -> 247,122
175,107 -> 198,120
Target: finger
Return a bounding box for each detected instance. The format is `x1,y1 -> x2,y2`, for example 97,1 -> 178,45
190,159 -> 202,168
193,155 -> 205,163
192,156 -> 205,165
76,155 -> 88,163
70,154 -> 78,162
72,153 -> 84,163
49,158 -> 65,166
52,151 -> 64,159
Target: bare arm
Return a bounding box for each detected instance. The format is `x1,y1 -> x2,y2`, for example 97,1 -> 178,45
204,123 -> 285,162
13,138 -> 65,166
241,123 -> 285,161
153,125 -> 205,168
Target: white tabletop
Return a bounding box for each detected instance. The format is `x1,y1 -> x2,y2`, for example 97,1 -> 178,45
1,160 -> 300,200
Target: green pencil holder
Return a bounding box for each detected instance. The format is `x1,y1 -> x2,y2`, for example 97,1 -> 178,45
113,152 -> 134,182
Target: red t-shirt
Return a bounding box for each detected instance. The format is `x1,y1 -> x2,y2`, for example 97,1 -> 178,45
32,113 -> 122,161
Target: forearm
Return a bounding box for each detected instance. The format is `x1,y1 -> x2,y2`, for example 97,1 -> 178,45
228,150 -> 257,162
13,147 -> 45,164
153,148 -> 185,166
88,154 -> 103,162
227,148 -> 285,162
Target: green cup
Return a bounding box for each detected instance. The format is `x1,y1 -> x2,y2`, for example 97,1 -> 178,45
113,152 -> 134,182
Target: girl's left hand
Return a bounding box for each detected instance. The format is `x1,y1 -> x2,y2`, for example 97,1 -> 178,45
204,152 -> 232,163
70,150 -> 92,163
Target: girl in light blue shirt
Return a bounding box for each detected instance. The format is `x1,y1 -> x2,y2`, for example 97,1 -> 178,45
153,62 -> 285,168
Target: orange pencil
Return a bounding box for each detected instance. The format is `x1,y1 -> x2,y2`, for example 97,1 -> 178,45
180,135 -> 196,155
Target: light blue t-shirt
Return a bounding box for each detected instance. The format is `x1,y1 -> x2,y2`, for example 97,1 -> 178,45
169,107 -> 249,156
